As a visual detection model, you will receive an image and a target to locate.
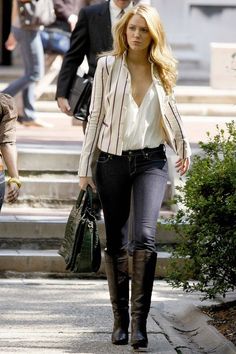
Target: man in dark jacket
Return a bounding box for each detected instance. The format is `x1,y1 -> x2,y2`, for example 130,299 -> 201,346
56,0 -> 132,116
56,0 -> 132,220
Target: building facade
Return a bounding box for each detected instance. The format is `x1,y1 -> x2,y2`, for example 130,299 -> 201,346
153,0 -> 236,84
1,0 -> 236,84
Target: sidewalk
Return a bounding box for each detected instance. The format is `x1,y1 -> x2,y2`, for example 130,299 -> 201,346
0,278 -> 235,354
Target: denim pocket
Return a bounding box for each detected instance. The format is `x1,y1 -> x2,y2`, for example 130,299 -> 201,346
97,152 -> 111,164
148,150 -> 166,162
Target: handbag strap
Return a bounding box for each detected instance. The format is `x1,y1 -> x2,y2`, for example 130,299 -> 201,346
75,189 -> 86,209
75,185 -> 94,210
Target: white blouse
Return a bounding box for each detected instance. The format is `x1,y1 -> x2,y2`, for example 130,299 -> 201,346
122,82 -> 164,151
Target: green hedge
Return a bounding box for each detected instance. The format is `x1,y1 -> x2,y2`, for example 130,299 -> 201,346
167,122 -> 236,300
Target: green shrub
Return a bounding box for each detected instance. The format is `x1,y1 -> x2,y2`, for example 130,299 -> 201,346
167,122 -> 236,300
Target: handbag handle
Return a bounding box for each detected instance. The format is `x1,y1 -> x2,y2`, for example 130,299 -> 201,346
75,185 -> 94,211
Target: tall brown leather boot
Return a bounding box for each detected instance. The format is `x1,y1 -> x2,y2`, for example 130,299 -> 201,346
104,249 -> 129,345
131,250 -> 157,350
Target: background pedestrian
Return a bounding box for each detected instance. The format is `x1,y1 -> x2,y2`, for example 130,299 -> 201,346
2,0 -> 51,127
0,93 -> 21,210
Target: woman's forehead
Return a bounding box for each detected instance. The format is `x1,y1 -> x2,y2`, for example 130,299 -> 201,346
128,14 -> 147,26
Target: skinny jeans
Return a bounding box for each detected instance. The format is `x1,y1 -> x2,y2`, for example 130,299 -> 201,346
95,145 -> 168,255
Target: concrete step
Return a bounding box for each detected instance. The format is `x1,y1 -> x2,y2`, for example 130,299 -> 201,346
2,81 -> 236,105
17,144 -> 81,172
178,103 -> 236,117
16,173 -> 80,204
8,175 -> 171,205
175,86 -> 236,104
0,249 -> 172,277
0,209 -> 176,249
36,85 -> 236,105
14,143 -> 175,208
0,66 -> 23,82
0,209 -> 175,277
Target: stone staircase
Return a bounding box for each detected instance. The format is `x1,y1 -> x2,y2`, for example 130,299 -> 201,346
0,65 -> 235,277
0,141 -> 175,277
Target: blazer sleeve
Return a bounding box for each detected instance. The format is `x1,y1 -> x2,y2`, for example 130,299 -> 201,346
162,93 -> 191,159
78,56 -> 108,177
0,94 -> 17,145
56,7 -> 89,98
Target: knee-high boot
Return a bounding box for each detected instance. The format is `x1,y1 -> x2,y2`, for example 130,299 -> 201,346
131,250 -> 157,350
104,249 -> 129,345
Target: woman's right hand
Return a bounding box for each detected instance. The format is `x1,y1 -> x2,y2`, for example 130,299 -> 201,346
5,33 -> 17,51
79,177 -> 96,193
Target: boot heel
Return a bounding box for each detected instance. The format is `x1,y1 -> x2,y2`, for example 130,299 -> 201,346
105,250 -> 129,346
131,250 -> 157,351
112,311 -> 129,345
131,318 -> 148,349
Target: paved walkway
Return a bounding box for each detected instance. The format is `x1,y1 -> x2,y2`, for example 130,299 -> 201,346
3,92 -> 235,353
0,278 -> 235,354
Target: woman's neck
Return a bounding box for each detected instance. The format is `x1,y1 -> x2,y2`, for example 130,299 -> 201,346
126,49 -> 149,65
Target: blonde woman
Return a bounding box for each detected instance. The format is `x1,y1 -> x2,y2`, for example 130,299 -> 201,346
78,4 -> 191,350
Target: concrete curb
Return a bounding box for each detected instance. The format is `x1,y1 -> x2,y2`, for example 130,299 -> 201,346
176,305 -> 236,354
152,304 -> 236,354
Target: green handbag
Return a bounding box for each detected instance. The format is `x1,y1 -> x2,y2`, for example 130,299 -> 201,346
58,186 -> 101,273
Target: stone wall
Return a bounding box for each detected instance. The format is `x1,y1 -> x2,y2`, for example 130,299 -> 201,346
152,0 -> 236,85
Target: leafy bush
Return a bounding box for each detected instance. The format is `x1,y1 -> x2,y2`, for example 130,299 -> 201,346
167,122 -> 236,300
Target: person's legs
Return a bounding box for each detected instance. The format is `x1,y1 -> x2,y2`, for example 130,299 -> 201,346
96,152 -> 132,254
3,27 -> 44,122
130,150 -> 168,349
19,28 -> 44,122
132,160 -> 168,252
2,27 -> 31,96
0,171 -> 5,211
96,152 -> 132,345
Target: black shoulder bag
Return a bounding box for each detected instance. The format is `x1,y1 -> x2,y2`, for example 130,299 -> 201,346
68,74 -> 93,121
58,186 -> 101,273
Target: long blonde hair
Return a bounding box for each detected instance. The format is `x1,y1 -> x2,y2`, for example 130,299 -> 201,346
111,4 -> 177,94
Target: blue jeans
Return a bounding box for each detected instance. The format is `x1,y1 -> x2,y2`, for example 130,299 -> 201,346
96,145 -> 168,255
0,171 -> 5,211
40,29 -> 70,55
3,26 -> 44,121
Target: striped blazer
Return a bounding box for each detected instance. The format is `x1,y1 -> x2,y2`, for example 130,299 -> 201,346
78,54 -> 191,177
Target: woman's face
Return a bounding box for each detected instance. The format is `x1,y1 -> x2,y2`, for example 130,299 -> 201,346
126,14 -> 152,52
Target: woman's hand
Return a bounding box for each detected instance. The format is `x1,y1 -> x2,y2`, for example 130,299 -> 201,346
6,182 -> 20,203
5,33 -> 17,51
175,157 -> 190,176
79,177 -> 96,192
